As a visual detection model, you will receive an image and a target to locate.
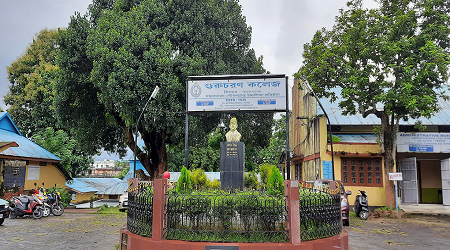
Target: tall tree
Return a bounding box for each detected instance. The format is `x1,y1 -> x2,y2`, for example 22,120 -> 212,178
5,29 -> 59,137
297,0 -> 450,207
4,29 -> 93,177
32,127 -> 92,177
56,0 -> 268,180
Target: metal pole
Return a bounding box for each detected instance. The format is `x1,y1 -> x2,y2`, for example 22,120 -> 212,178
286,110 -> 290,180
133,86 -> 160,178
285,76 -> 290,180
185,113 -> 189,168
395,180 -> 398,217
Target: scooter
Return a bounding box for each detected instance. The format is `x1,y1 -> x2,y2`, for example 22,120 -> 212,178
354,190 -> 369,220
9,190 -> 44,219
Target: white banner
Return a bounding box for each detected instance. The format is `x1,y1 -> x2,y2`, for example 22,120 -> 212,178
397,132 -> 450,153
187,76 -> 287,112
27,165 -> 40,180
389,172 -> 403,181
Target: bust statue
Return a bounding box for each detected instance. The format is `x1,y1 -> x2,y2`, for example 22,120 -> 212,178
225,117 -> 242,142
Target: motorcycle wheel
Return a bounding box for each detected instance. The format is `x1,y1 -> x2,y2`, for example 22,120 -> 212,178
10,210 -> 18,219
33,208 -> 43,219
51,203 -> 64,216
359,211 -> 369,220
42,206 -> 51,217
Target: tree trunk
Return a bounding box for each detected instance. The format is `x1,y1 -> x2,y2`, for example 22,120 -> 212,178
123,124 -> 167,181
145,131 -> 167,180
380,113 -> 396,208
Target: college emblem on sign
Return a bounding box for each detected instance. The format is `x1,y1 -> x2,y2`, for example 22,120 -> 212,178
190,82 -> 201,97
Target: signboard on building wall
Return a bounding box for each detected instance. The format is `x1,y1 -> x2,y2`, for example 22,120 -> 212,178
397,133 -> 450,153
187,75 -> 287,112
389,172 -> 403,181
323,161 -> 333,180
27,165 -> 40,180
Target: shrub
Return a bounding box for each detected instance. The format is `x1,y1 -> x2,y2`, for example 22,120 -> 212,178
244,171 -> 259,189
47,185 -> 71,207
176,166 -> 191,194
209,179 -> 221,189
259,163 -> 273,186
190,168 -> 208,189
267,166 -> 284,195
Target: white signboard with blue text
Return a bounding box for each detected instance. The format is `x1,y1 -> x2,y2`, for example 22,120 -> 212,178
187,76 -> 287,112
397,133 -> 450,153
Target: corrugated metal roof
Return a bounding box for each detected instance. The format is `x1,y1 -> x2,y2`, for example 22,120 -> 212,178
96,181 -> 129,195
66,178 -> 122,193
335,134 -> 378,143
317,88 -> 450,126
0,112 -> 61,161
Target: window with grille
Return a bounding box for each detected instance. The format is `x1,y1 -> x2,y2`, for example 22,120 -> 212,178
11,167 -> 20,176
341,158 -> 382,187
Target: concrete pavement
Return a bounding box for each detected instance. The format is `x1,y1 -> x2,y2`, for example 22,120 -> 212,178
400,203 -> 450,216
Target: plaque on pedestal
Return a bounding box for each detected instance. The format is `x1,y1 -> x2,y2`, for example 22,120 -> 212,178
220,142 -> 245,190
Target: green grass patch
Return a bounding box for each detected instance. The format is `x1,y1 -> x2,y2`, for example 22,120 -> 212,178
95,204 -> 123,214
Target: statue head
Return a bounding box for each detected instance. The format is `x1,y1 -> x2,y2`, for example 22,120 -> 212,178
229,117 -> 238,131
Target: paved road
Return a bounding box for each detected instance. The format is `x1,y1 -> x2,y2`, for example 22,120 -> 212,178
0,212 -> 126,250
348,214 -> 450,250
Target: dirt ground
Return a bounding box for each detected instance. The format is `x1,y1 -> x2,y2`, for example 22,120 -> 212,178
0,212 -> 127,250
348,214 -> 450,250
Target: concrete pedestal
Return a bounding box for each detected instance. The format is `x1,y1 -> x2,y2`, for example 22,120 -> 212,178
220,142 -> 245,190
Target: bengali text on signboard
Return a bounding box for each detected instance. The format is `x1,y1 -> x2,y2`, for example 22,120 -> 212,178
187,77 -> 287,112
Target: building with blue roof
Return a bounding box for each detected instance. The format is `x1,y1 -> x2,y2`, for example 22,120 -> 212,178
290,82 -> 450,208
0,112 -> 71,198
66,178 -> 123,203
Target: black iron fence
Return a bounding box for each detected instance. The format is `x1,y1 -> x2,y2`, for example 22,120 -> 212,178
127,184 -> 153,237
126,182 -> 342,243
298,187 -> 342,241
164,191 -> 287,242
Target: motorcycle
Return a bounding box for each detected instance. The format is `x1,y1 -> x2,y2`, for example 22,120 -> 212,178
46,189 -> 64,216
36,188 -> 52,217
9,190 -> 44,219
354,190 -> 369,220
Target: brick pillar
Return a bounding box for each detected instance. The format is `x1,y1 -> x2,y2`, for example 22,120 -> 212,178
284,180 -> 301,245
152,179 -> 167,241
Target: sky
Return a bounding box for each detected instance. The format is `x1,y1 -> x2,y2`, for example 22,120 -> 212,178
0,0 -> 377,160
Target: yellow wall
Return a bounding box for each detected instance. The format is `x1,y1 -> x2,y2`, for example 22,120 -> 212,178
71,192 -> 96,203
24,161 -> 67,190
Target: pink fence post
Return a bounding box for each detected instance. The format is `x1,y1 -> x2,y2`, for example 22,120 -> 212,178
152,179 -> 167,241
284,180 -> 301,245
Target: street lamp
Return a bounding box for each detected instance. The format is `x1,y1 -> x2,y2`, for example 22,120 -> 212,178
133,86 -> 160,178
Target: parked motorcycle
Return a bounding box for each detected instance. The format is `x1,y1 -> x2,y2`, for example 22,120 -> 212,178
36,188 -> 52,217
46,188 -> 64,216
9,190 -> 44,219
354,190 -> 369,220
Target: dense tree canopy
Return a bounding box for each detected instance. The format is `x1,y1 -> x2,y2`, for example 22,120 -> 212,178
56,0 -> 271,179
4,29 -> 93,177
5,29 -> 59,137
297,0 -> 450,207
32,127 -> 92,177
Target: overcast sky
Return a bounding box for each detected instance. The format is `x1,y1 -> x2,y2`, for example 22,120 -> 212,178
0,0 -> 377,159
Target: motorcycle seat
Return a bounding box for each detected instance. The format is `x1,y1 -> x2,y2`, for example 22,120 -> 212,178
17,197 -> 30,203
